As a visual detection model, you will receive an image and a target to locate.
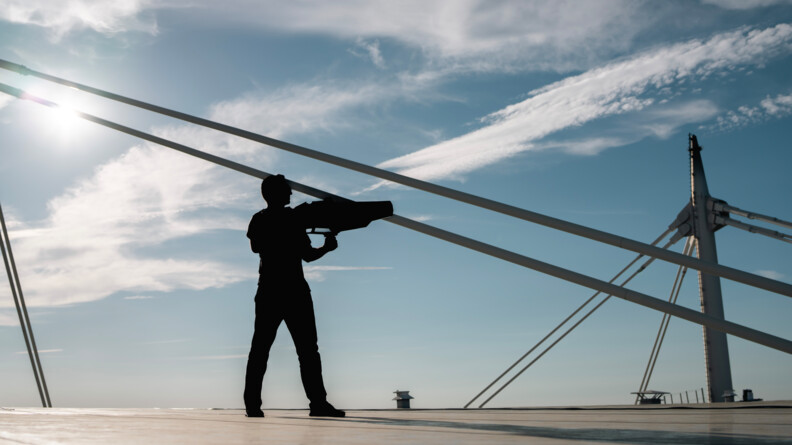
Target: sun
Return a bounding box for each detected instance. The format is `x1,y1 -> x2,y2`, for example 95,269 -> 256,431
30,90 -> 91,143
49,104 -> 81,134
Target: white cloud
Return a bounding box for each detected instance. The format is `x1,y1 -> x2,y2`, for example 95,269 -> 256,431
15,348 -> 62,354
754,269 -> 786,281
761,93 -> 792,115
702,0 -> 792,9
142,79 -> 391,173
2,1 -> 786,79
405,215 -> 435,222
706,106 -> 762,131
638,100 -> 721,139
5,0 -> 652,73
350,38 -> 385,69
0,74 -> 406,309
303,265 -> 392,282
537,137 -> 637,157
123,295 -> 155,300
1,143 -> 257,308
536,100 -> 719,156
179,354 -> 247,360
0,0 -> 158,39
704,92 -> 792,132
206,81 -> 387,140
199,0 -> 650,73
372,24 -> 792,184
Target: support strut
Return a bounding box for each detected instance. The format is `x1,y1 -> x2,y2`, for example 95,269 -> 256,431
690,134 -> 734,403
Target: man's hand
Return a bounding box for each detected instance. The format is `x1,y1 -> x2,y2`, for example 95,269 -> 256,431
323,234 -> 338,252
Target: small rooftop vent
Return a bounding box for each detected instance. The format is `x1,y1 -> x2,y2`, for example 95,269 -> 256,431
393,390 -> 414,409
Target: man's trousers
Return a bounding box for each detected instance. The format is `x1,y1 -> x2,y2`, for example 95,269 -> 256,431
244,284 -> 328,410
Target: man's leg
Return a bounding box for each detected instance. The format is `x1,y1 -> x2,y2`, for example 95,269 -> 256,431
284,293 -> 344,417
244,294 -> 282,415
284,292 -> 327,403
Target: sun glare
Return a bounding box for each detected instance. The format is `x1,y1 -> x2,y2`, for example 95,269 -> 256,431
49,105 -> 81,133
29,90 -> 92,144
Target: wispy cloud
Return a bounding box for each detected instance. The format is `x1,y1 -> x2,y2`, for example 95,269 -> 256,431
404,215 -> 435,222
0,0 -> 158,39
703,92 -> 792,132
178,354 -> 247,360
1,143 -> 257,309
15,348 -> 62,354
372,24 -> 792,184
195,0 -> 654,73
2,1 -> 660,74
349,37 -> 385,69
123,295 -> 155,300
754,269 -> 786,281
303,265 -> 392,282
4,1 -> 788,78
0,74 -> 405,309
205,80 -> 387,140
762,93 -> 792,115
534,100 -> 719,156
702,0 -> 792,9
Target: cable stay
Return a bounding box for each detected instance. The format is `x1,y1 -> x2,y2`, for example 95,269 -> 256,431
468,227 -> 683,408
709,199 -> 792,244
716,216 -> 792,245
634,237 -> 694,404
1,83 -> 789,358
465,227 -> 672,408
714,202 -> 792,232
0,61 -> 790,299
0,203 -> 52,407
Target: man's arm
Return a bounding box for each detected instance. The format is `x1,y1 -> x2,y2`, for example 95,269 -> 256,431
247,212 -> 262,253
303,234 -> 338,263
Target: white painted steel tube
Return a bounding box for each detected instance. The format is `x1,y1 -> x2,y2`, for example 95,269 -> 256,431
468,228 -> 673,409
639,238 -> 693,401
383,219 -> 792,356
0,64 -> 790,298
717,216 -> 792,244
716,202 -> 792,232
635,237 -> 692,404
1,83 -> 790,357
479,239 -> 676,408
0,203 -> 50,407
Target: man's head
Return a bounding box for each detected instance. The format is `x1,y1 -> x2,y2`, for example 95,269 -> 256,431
261,174 -> 291,207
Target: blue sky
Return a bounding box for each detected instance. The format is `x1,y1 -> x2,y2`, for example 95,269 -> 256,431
1,0 -> 791,409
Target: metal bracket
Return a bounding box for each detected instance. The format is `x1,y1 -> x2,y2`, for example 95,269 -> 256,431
669,198 -> 729,242
668,203 -> 693,244
708,198 -> 729,232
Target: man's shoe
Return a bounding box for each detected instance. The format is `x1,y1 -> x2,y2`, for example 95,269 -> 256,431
245,409 -> 264,418
309,401 -> 345,417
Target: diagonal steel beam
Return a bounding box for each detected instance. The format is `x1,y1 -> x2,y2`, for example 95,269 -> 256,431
0,60 -> 791,298
0,82 -> 789,356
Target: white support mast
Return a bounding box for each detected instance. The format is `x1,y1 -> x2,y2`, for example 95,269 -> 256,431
689,134 -> 734,403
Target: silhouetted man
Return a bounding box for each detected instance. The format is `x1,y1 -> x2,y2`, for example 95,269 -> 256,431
244,174 -> 345,418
